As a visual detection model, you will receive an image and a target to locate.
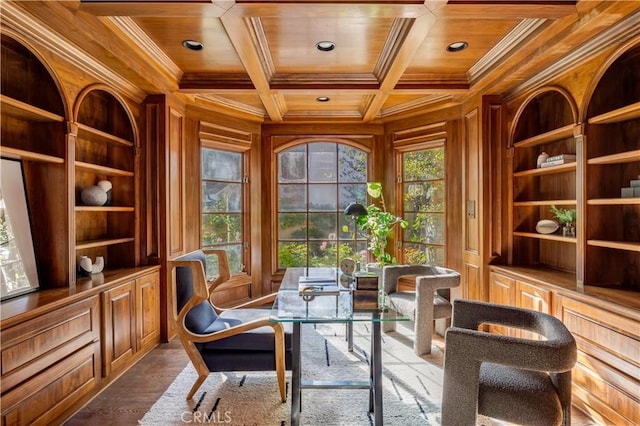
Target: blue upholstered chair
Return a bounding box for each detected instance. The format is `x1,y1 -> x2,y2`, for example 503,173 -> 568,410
167,250 -> 292,401
441,299 -> 577,426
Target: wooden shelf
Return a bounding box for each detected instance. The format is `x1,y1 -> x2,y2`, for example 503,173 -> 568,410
0,146 -> 64,163
75,237 -> 135,250
513,162 -> 576,177
75,206 -> 135,212
76,123 -> 134,147
587,240 -> 640,252
513,231 -> 577,243
513,199 -> 576,207
0,94 -> 65,122
587,101 -> 640,125
75,161 -> 134,177
588,198 -> 640,205
588,149 -> 640,165
512,124 -> 575,148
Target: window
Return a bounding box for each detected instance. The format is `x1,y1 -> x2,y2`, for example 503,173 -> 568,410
201,147 -> 245,275
276,142 -> 368,268
400,146 -> 445,265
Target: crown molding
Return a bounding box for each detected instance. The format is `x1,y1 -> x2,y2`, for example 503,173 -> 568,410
1,2 -> 146,102
505,9 -> 640,102
468,18 -> 547,84
107,16 -> 183,81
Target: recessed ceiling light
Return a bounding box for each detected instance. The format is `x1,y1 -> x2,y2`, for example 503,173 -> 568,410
446,41 -> 468,52
316,41 -> 336,52
316,97 -> 330,102
182,40 -> 204,51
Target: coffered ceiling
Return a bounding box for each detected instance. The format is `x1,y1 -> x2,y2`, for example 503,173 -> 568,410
4,1 -> 640,122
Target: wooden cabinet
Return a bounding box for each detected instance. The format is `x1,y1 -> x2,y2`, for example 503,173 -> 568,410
1,34 -> 159,425
101,280 -> 135,377
0,297 -> 101,425
488,270 -> 550,338
584,44 -> 640,288
555,293 -> 639,426
135,271 -> 161,353
490,265 -> 640,425
102,270 -> 160,377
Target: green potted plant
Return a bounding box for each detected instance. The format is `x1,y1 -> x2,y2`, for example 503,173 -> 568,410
356,182 -> 408,267
550,205 -> 576,237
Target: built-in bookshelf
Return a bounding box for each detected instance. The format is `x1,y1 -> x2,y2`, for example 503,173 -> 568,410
510,87 -> 578,275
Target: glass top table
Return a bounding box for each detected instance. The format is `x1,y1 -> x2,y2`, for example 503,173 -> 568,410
270,267 -> 409,426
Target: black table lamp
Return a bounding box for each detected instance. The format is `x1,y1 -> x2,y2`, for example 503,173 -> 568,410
344,202 -> 367,267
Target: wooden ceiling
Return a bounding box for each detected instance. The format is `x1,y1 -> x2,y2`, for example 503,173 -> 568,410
5,1 -> 640,122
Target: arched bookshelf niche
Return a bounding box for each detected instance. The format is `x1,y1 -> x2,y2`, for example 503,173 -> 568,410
0,32 -> 70,288
509,87 -> 578,275
584,41 -> 640,289
73,86 -> 139,273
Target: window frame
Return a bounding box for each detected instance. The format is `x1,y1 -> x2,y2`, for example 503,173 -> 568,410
200,140 -> 251,277
272,138 -> 372,274
395,139 -> 447,266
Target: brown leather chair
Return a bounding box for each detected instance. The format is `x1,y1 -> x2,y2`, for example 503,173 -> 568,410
167,249 -> 292,401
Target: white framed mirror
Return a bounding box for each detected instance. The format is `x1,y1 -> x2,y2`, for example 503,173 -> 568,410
1,158 -> 40,300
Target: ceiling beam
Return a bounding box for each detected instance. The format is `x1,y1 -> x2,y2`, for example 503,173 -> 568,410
78,1 -> 233,17
219,13 -> 286,121
362,13 -> 436,122
431,1 -> 577,19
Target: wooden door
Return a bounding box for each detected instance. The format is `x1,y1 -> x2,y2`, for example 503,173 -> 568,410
136,271 -> 160,353
102,280 -> 136,377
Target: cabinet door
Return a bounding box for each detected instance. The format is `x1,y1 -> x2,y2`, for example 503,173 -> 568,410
488,272 -> 515,336
515,280 -> 551,339
102,280 -> 136,377
136,271 -> 160,353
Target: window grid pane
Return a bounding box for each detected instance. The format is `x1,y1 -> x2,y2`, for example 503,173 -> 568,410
201,147 -> 245,275
277,142 -> 368,269
401,147 -> 446,266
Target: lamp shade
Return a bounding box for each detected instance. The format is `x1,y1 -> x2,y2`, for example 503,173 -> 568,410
344,202 -> 367,217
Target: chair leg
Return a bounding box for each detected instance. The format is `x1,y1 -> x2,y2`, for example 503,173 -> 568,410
187,373 -> 208,400
414,318 -> 434,356
382,310 -> 396,333
183,340 -> 212,400
274,324 -> 287,402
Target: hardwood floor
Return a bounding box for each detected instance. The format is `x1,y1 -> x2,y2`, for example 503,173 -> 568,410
65,339 -> 188,426
66,330 -> 598,425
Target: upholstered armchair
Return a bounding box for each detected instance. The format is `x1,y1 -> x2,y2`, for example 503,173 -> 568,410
167,250 -> 292,401
441,299 -> 577,426
381,265 -> 461,356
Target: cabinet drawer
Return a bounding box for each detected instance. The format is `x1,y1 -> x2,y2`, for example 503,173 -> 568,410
1,341 -> 100,426
556,294 -> 640,425
1,296 -> 100,392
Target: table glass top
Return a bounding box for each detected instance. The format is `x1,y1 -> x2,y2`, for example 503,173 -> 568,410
270,267 -> 409,323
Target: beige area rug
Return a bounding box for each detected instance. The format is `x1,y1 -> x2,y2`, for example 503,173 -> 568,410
140,323 -> 453,425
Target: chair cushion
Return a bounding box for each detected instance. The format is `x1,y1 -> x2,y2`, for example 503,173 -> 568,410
388,292 -> 417,320
478,363 -> 563,426
197,308 -> 293,352
388,292 -> 452,321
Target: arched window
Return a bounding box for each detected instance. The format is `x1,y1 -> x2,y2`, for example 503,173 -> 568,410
276,142 -> 368,268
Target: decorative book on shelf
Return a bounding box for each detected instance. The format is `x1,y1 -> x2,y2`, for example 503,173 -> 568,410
541,154 -> 576,168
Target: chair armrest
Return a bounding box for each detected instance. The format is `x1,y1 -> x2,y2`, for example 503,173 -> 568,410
445,327 -> 576,372
202,249 -> 232,292
221,293 -> 277,310
183,316 -> 284,344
